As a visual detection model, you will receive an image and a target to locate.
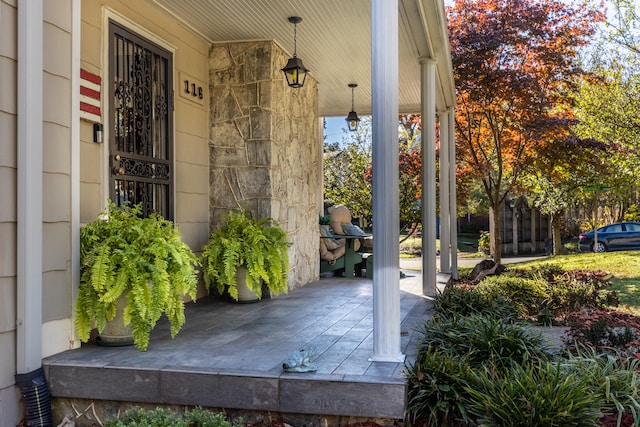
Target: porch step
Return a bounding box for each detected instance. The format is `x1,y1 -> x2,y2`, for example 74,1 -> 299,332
44,362 -> 406,418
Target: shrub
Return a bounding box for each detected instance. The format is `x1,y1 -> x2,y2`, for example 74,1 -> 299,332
500,267 -> 617,323
546,270 -> 615,314
478,230 -> 490,252
475,274 -> 549,318
417,315 -> 552,367
623,204 -> 640,222
106,407 -> 182,427
185,407 -> 244,427
561,347 -> 640,427
465,361 -> 603,427
405,346 -> 472,427
105,407 -> 243,427
433,285 -> 515,321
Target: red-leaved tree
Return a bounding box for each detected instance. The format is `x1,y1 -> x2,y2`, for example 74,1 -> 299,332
448,0 -> 604,262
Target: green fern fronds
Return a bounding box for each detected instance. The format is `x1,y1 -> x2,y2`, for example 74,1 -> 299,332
74,200 -> 200,351
200,209 -> 290,301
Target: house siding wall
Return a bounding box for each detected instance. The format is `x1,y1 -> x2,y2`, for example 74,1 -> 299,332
0,0 -> 20,422
0,0 -> 74,423
42,1 -> 74,360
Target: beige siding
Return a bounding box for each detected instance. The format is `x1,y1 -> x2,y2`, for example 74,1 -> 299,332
42,5 -> 73,334
0,0 -> 19,424
79,0 -> 211,255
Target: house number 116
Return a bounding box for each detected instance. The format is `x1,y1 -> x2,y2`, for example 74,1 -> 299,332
184,80 -> 203,99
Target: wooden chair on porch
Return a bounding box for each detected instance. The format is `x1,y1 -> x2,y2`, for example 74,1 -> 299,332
319,205 -> 371,278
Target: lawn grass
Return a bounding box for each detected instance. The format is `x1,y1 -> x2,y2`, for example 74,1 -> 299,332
399,235 -> 480,256
508,251 -> 640,314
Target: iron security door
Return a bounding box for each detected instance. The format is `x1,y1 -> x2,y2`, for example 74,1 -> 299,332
109,21 -> 173,219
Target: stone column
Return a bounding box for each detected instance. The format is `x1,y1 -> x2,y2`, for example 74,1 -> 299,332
420,57 -> 437,296
209,41 -> 321,289
370,0 -> 403,362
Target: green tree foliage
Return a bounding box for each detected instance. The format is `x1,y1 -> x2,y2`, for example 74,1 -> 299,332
323,115 -> 427,233
607,0 -> 640,55
397,115 -> 424,234
568,0 -> 640,223
448,0 -> 603,262
572,66 -> 640,222
323,118 -> 373,223
519,134 -> 613,254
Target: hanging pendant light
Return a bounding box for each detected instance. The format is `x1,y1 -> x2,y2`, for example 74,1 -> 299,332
346,83 -> 361,131
281,16 -> 309,88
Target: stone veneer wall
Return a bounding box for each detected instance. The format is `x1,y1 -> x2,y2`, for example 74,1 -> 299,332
209,41 -> 321,289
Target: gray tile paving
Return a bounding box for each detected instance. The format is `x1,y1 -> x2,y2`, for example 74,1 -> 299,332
43,270 -> 436,420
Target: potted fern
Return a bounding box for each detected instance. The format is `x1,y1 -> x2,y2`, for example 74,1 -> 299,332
74,201 -> 199,351
201,210 -> 290,302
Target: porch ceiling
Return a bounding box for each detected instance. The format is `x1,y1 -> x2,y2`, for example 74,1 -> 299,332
151,0 -> 456,117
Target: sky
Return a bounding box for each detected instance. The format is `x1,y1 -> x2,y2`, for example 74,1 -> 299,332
324,116 -> 349,146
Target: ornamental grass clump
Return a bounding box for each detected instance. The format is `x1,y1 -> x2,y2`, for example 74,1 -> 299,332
465,360 -> 603,427
433,285 -> 516,321
75,201 -> 199,351
417,314 -> 553,367
561,346 -> 640,426
407,257 -> 640,427
405,346 -> 473,427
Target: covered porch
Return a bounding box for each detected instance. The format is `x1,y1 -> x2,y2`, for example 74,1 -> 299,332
43,270 -> 449,424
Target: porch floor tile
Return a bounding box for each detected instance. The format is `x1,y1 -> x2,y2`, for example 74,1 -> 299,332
43,269 -> 436,420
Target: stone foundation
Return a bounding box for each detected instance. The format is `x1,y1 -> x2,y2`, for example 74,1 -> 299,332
51,398 -> 402,427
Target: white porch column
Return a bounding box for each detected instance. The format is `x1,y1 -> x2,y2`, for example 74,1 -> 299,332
17,0 -> 43,373
439,110 -> 451,273
370,0 -> 403,362
71,0 -> 82,346
448,108 -> 458,279
420,58 -> 437,296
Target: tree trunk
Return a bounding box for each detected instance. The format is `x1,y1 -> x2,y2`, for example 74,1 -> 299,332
512,206 -> 519,256
489,203 -> 502,264
551,212 -> 563,255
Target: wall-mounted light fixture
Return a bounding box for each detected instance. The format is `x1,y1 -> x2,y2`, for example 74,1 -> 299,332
281,16 -> 309,88
346,83 -> 361,132
93,123 -> 103,143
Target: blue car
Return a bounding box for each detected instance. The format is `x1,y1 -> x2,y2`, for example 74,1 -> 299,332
579,221 -> 640,252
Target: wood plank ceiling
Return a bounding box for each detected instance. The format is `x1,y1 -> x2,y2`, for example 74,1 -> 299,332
151,0 -> 455,117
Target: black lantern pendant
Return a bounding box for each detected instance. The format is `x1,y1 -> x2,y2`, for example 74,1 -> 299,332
346,83 -> 361,131
281,16 -> 309,88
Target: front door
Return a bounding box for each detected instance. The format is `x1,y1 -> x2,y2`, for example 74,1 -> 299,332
109,21 -> 174,219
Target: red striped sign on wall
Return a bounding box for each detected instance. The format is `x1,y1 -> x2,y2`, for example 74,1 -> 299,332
80,69 -> 101,122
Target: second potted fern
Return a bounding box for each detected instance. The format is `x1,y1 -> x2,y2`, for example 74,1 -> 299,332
201,210 -> 290,302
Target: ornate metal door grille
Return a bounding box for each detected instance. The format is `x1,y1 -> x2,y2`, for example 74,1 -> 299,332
109,21 -> 173,220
